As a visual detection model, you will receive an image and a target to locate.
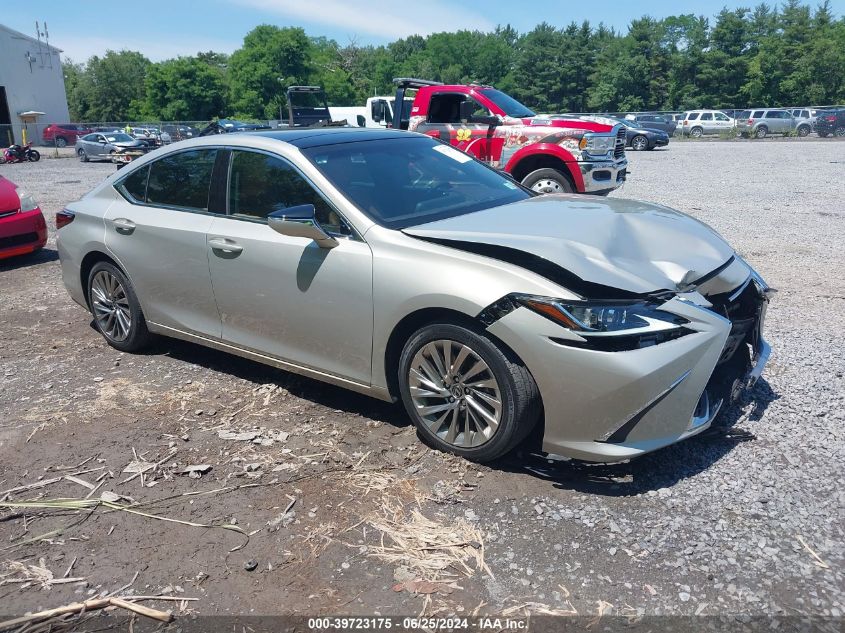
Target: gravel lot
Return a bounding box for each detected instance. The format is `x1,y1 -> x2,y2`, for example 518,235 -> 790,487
0,141 -> 843,627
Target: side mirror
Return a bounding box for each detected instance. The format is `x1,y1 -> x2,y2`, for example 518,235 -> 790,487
268,204 -> 338,249
356,114 -> 366,128
371,100 -> 384,122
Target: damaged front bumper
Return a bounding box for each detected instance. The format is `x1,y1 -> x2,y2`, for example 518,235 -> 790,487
485,263 -> 771,462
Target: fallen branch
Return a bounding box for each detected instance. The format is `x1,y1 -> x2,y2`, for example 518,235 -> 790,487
0,595 -> 175,631
796,534 -> 830,569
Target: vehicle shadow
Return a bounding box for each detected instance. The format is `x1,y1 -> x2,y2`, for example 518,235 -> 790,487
129,334 -> 778,493
495,377 -> 779,496
150,336 -> 410,428
0,247 -> 58,271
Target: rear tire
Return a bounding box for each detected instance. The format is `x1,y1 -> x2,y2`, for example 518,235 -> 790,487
55,137 -> 68,148
755,125 -> 768,139
689,127 -> 703,138
631,135 -> 649,151
87,262 -> 152,353
398,322 -> 540,463
521,168 -> 575,194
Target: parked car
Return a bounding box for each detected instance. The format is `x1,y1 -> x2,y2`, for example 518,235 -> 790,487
76,132 -> 146,162
735,109 -> 800,138
679,110 -> 735,137
0,175 -> 47,260
595,117 -> 669,150
161,125 -> 199,141
624,113 -> 677,136
42,124 -> 92,147
56,129 -> 771,464
217,119 -> 272,132
814,109 -> 845,137
789,108 -> 818,133
127,127 -> 171,146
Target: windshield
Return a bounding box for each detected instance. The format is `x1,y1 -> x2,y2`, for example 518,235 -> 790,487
477,89 -> 535,118
106,134 -> 134,143
303,136 -> 530,230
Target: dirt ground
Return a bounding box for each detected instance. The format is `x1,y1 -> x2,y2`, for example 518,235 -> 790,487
0,143 -> 843,630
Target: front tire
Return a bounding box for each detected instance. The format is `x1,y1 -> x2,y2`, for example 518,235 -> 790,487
796,125 -> 810,137
27,150 -> 40,162
78,148 -> 88,162
55,137 -> 68,148
631,135 -> 649,151
835,126 -> 845,138
398,322 -> 540,463
755,125 -> 768,139
87,262 -> 152,353
521,168 -> 574,194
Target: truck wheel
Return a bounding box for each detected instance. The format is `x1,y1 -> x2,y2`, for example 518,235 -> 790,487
521,168 -> 574,194
689,127 -> 703,138
755,125 -> 768,139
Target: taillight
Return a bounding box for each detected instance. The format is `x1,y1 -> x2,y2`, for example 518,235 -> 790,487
683,120 -> 688,125
824,115 -> 836,122
56,209 -> 75,229
747,119 -> 754,125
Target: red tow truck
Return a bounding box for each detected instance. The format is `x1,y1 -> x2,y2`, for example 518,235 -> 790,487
391,78 -> 628,195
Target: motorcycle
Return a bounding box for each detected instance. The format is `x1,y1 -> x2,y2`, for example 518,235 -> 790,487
0,143 -> 41,164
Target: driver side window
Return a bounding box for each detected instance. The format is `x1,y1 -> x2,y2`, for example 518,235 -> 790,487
227,150 -> 349,236
427,94 -> 489,124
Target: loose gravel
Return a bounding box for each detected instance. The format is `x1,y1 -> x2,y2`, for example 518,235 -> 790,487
0,141 -> 843,622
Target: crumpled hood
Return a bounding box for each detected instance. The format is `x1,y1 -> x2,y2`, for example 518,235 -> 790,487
402,195 -> 734,297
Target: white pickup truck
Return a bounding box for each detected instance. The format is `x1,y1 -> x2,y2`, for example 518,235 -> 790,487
328,96 -> 413,128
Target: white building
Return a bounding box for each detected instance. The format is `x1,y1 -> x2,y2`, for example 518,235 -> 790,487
0,23 -> 70,145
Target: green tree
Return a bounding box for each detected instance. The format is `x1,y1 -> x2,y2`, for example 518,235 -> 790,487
228,25 -> 313,119
142,56 -> 228,120
71,51 -> 150,121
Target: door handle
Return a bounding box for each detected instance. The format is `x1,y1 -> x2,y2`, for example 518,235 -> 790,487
112,218 -> 136,234
208,237 -> 243,255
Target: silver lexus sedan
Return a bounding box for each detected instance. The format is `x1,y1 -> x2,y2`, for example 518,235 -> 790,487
56,129 -> 771,463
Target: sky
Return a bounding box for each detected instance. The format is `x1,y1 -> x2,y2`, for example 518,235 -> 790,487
2,0 -> 844,62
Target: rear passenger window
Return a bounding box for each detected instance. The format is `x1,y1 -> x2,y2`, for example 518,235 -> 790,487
147,149 -> 217,211
700,113 -> 713,120
117,165 -> 150,203
687,113 -> 699,121
752,111 -> 764,118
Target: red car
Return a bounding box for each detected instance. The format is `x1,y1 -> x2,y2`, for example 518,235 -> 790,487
41,124 -> 92,148
0,175 -> 47,260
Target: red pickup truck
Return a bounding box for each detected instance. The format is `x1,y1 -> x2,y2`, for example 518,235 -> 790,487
391,78 -> 628,195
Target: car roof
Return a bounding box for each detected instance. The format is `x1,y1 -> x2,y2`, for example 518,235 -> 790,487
246,127 -> 411,148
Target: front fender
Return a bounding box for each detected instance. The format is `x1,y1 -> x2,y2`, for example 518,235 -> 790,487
504,143 -> 585,191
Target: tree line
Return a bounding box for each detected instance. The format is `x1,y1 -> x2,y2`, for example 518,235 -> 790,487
63,0 -> 845,122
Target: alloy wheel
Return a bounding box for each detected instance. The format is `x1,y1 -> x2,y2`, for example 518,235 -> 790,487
91,270 -> 132,342
407,339 -> 502,448
835,126 -> 845,137
632,135 -> 648,151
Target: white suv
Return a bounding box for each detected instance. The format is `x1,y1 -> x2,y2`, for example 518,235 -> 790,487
679,110 -> 735,137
